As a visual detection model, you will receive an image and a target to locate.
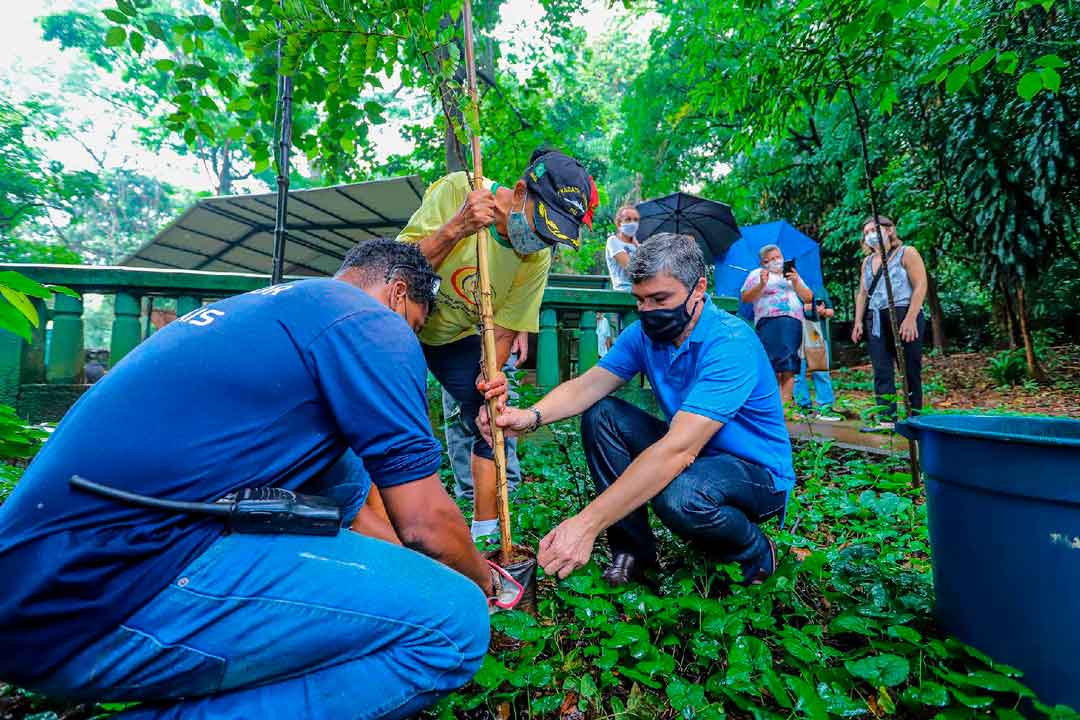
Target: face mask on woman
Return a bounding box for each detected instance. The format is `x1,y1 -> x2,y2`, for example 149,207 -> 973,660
619,221 -> 639,238
766,259 -> 783,274
864,231 -> 884,248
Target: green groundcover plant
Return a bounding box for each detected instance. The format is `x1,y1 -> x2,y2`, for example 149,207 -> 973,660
1,383 -> 1077,719
431,402 -> 1078,719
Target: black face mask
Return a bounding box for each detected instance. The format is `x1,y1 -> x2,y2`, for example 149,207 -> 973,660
640,290 -> 700,343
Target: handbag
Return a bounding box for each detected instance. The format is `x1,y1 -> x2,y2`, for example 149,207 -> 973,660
801,318 -> 829,372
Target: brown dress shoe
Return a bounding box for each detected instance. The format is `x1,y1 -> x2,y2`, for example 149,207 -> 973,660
602,553 -> 645,586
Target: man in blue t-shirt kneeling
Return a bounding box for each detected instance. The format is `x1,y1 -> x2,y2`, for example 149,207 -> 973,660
481,233 -> 796,586
0,240 -> 498,719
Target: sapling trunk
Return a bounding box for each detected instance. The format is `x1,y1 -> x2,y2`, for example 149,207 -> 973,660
270,11 -> 293,286
461,0 -> 513,564
843,78 -> 921,487
1015,284 -> 1046,382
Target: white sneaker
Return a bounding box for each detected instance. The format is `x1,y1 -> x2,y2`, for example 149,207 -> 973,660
814,412 -> 843,422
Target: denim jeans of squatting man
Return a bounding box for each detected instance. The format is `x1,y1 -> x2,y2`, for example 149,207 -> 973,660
34,451 -> 490,720
582,396 -> 787,578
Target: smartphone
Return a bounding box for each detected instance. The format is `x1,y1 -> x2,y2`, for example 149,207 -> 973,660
783,259 -> 796,274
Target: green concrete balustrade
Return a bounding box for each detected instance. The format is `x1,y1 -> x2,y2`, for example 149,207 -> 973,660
0,263 -> 747,422
47,294 -> 84,384
109,292 -> 142,368
533,290 -> 744,390
0,264 -> 269,420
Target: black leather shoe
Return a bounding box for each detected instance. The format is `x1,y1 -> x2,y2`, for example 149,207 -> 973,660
749,537 -> 779,586
602,553 -> 645,586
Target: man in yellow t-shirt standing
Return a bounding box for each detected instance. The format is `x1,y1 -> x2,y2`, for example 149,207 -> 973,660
398,148 -> 598,542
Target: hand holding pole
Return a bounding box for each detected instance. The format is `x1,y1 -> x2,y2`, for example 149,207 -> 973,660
462,0 -> 513,563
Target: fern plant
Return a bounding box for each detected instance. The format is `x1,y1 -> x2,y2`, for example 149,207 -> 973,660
987,348 -> 1028,387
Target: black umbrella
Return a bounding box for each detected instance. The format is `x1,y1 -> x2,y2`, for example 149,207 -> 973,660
635,192 -> 741,263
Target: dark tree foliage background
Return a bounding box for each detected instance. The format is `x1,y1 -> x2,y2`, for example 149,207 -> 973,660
2,0 -> 1077,369
619,0 -> 1079,371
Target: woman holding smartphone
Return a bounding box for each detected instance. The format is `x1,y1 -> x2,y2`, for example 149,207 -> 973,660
741,244 -> 814,403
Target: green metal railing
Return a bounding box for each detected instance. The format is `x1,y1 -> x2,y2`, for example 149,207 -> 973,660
1,265 -> 281,392
0,264 -> 742,421
536,287 -> 637,390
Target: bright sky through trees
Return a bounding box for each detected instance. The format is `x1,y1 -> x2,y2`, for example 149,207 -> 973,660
1,0 -> 656,194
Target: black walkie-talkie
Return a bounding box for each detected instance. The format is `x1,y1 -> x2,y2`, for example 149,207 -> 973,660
69,476 -> 342,536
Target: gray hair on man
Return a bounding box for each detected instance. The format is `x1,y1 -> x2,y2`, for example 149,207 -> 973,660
629,232 -> 708,290
758,243 -> 780,260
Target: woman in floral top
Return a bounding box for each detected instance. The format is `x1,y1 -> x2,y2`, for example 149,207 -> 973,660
741,244 -> 814,403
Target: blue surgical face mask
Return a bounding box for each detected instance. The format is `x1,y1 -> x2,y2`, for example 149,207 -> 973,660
864,232 -> 882,248
619,221 -> 639,237
508,194 -> 549,255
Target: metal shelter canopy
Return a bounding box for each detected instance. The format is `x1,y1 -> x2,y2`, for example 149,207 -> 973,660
124,175 -> 426,277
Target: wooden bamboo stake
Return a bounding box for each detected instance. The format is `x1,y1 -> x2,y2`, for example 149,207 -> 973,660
270,4 -> 293,286
461,0 -> 513,563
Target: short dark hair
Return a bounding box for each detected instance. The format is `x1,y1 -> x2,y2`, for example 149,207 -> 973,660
336,239 -> 439,309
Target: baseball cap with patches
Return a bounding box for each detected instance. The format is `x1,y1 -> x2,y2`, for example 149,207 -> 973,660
524,149 -> 599,249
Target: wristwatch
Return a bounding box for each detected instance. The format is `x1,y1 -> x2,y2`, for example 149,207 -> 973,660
527,407 -> 542,432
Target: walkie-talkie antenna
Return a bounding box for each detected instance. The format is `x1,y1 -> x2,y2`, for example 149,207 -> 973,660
69,476 -> 231,517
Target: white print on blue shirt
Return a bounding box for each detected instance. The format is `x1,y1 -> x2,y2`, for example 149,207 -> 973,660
178,308 -> 224,327
251,284 -> 295,297
177,284 -> 294,327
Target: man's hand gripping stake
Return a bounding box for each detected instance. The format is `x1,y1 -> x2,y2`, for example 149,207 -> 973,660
462,0 -> 513,564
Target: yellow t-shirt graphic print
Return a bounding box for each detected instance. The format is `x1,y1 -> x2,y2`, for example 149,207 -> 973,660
396,171 -> 552,347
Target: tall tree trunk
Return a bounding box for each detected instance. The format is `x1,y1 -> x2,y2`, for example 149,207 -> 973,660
436,14 -> 471,175
219,148 -> 233,196
445,123 -> 466,173
1015,284 -> 1046,381
849,262 -> 857,322
998,280 -> 1019,349
1002,298 -> 1017,349
925,272 -> 947,353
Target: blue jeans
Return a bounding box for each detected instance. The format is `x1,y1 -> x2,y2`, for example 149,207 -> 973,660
793,357 -> 836,410
308,449 -> 375,522
582,397 -> 787,578
33,455 -> 490,719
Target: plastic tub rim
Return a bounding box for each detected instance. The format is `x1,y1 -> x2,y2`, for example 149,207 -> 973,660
897,413 -> 1080,449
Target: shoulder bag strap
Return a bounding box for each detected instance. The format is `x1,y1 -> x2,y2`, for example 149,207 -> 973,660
863,249 -> 897,326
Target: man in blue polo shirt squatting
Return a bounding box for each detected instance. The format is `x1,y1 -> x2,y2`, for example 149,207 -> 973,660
480,233 -> 795,586
0,240 -> 503,720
